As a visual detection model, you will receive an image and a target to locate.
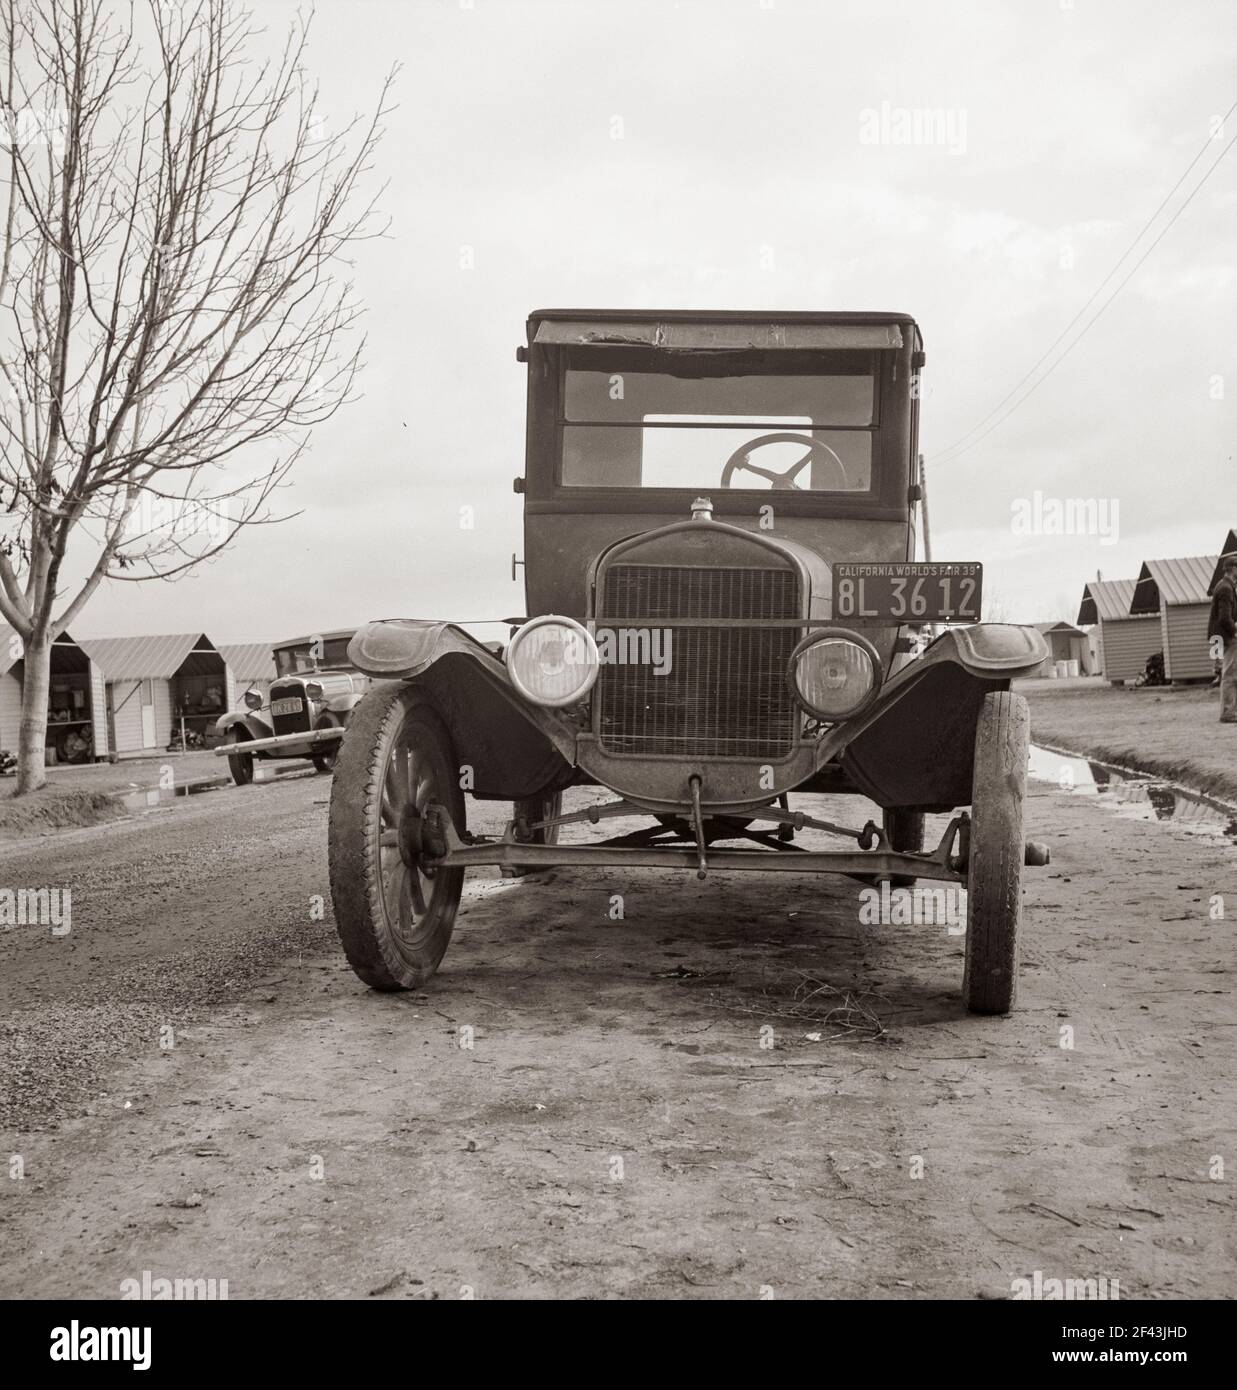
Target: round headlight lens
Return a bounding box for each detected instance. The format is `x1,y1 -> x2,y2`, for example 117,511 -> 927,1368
506,615 -> 599,707
243,689 -> 263,711
790,634 -> 878,721
304,681 -> 324,701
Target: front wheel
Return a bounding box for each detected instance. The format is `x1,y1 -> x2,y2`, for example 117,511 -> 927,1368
328,683 -> 465,990
882,807 -> 925,887
963,691 -> 1030,1015
311,738 -> 339,774
226,735 -> 254,787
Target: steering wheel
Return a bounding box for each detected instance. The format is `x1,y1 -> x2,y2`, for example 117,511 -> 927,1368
720,431 -> 848,490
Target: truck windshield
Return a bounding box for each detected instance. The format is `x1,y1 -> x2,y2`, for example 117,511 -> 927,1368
559,350 -> 877,492
275,638 -> 352,675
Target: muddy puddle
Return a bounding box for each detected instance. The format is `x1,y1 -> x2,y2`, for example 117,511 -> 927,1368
1029,743 -> 1237,845
118,762 -> 309,814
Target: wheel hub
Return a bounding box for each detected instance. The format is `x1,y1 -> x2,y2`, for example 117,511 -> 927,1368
397,802 -> 447,871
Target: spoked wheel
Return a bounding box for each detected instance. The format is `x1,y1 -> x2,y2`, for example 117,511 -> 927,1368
882,807 -> 925,887
328,683 -> 465,990
963,691 -> 1030,1015
226,734 -> 254,787
502,790 -> 563,878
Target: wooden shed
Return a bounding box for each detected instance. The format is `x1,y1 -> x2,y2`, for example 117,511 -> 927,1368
1076,578 -> 1160,684
80,634 -> 233,755
1031,621 -> 1096,677
219,643 -> 277,704
0,627 -> 109,762
1129,555 -> 1218,683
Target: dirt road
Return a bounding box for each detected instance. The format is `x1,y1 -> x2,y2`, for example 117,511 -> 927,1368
1,770 -> 1233,1299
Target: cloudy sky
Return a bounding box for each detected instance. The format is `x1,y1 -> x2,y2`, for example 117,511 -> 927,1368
66,0 -> 1236,641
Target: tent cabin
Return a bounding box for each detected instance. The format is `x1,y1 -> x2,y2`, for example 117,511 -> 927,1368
1129,556 -> 1218,683
219,643 -> 277,705
81,634 -> 232,755
1031,621 -> 1096,677
1076,577 -> 1159,684
0,628 -> 108,763
1208,529 -> 1237,594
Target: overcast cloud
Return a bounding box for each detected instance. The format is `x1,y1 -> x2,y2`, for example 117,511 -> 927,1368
63,0 -> 1237,643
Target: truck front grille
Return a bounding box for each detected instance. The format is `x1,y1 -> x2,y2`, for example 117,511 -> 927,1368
269,681 -> 312,737
596,563 -> 801,758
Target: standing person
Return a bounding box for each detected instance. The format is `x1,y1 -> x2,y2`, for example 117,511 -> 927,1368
1210,554 -> 1237,724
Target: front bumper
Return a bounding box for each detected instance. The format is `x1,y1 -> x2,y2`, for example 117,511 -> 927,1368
214,727 -> 343,758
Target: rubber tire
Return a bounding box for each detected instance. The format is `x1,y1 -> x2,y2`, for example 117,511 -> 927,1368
963,691 -> 1030,1015
226,736 -> 254,787
328,682 -> 465,991
883,807 -> 925,888
502,790 -> 563,878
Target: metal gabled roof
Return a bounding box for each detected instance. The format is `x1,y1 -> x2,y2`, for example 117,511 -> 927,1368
1077,578 -> 1138,625
1130,556 -> 1218,613
1209,529 -> 1237,594
1033,621 -> 1087,637
0,626 -> 93,677
79,632 -> 224,680
218,643 -> 276,683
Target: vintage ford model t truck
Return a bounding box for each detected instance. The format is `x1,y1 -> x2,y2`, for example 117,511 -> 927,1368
327,311 -> 1049,1013
215,629 -> 369,784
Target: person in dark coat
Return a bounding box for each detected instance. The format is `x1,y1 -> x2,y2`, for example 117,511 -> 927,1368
1209,554 -> 1237,723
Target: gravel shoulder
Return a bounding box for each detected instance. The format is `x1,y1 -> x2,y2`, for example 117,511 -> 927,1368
1,775 -> 1234,1299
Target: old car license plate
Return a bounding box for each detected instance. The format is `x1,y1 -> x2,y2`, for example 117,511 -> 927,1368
271,697 -> 304,717
833,562 -> 983,622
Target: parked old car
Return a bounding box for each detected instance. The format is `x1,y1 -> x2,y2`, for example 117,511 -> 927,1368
215,630 -> 369,785
327,310 -> 1049,1014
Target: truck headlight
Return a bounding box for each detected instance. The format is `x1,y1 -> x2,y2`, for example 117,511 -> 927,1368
789,630 -> 881,721
506,615 -> 599,707
244,689 -> 263,711
305,681 -> 324,700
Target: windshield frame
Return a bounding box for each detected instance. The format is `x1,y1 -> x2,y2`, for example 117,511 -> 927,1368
525,339 -> 913,521
555,345 -> 881,499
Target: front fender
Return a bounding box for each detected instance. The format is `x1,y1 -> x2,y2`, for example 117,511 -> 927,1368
214,711 -> 273,741
820,624 -> 1047,809
347,620 -> 577,799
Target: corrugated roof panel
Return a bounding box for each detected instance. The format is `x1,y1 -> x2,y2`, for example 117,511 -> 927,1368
80,633 -> 222,680
0,627 -> 94,677
1077,578 -> 1137,625
219,643 -> 276,682
1131,556 -> 1218,612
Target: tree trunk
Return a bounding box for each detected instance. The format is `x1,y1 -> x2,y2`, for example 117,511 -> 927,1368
16,633 -> 52,795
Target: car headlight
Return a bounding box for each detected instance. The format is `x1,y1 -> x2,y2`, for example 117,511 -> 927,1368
506,615 -> 599,707
244,689 -> 263,711
304,681 -> 324,700
789,630 -> 881,721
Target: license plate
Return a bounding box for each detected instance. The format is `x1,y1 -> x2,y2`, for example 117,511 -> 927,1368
833,562 -> 983,622
270,697 -> 304,717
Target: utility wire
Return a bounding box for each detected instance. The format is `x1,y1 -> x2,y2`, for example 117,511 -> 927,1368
933,103 -> 1237,466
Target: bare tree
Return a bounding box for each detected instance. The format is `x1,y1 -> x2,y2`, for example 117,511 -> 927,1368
0,0 -> 389,791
